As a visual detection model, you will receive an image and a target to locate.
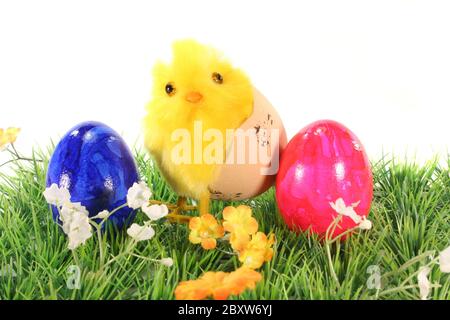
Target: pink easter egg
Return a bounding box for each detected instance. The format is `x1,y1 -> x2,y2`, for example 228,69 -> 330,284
275,120 -> 373,238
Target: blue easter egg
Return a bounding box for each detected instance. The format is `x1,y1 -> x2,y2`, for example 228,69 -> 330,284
46,121 -> 139,229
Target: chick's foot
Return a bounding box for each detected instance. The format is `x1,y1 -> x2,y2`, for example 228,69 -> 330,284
165,196 -> 197,224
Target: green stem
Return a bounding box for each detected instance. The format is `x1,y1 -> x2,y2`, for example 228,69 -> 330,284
399,257 -> 438,287
72,250 -> 80,267
10,143 -> 43,162
97,227 -> 104,268
325,215 -> 342,242
329,226 -> 360,244
90,203 -> 129,270
130,253 -> 160,263
382,251 -> 436,279
378,283 -> 441,297
378,284 -> 420,297
98,203 -> 129,227
325,241 -> 341,289
324,215 -> 343,289
215,247 -> 237,256
0,157 -> 40,169
377,256 -> 440,298
102,240 -> 136,269
0,143 -> 43,168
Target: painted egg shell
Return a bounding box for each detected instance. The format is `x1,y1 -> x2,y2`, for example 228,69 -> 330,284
46,121 -> 139,229
275,120 -> 373,238
209,88 -> 288,200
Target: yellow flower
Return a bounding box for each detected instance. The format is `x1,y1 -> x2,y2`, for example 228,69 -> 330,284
189,213 -> 224,250
222,205 -> 258,251
238,232 -> 275,269
0,127 -> 20,150
199,271 -> 230,300
175,272 -> 221,300
223,267 -> 262,297
229,231 -> 251,252
223,205 -> 258,234
175,267 -> 262,300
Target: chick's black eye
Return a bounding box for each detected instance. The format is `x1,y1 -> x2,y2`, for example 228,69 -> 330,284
165,82 -> 176,96
212,72 -> 223,84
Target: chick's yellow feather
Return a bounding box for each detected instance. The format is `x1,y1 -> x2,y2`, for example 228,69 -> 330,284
143,40 -> 253,201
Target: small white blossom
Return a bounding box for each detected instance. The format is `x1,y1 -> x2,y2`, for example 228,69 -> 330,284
127,223 -> 155,241
439,246 -> 450,273
330,198 -> 373,231
418,266 -> 431,300
142,204 -> 169,221
351,200 -> 361,207
43,184 -> 71,207
329,197 -> 346,213
127,181 -> 152,209
93,210 -> 110,220
330,198 -> 363,224
59,202 -> 92,250
59,202 -> 89,233
67,212 -> 93,250
159,258 -> 174,267
358,218 -> 373,230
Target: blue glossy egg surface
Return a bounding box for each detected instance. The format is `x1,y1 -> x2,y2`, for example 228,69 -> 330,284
46,121 -> 139,229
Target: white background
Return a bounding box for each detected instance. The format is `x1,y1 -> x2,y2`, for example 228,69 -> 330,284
1,0 -> 449,165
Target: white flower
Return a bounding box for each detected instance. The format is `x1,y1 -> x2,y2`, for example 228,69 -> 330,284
439,245 -> 450,273
329,198 -> 363,224
127,223 -> 155,241
127,181 -> 152,209
142,204 -> 169,221
330,198 -> 373,231
59,202 -> 89,234
329,197 -> 346,213
159,258 -> 174,267
418,266 -> 431,300
43,184 -> 71,207
358,218 -> 373,230
93,210 -> 110,220
59,202 -> 92,250
67,212 -> 93,250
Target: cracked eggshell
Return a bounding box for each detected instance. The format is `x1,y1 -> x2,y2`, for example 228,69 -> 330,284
209,88 -> 287,200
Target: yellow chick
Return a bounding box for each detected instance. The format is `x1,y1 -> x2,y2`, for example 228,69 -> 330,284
143,39 -> 253,216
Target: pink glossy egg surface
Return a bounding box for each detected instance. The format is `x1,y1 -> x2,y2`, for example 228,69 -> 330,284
275,120 -> 373,238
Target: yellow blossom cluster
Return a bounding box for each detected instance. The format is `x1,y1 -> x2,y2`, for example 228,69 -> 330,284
175,267 -> 261,300
177,205 -> 275,300
0,127 -> 20,150
223,205 -> 275,269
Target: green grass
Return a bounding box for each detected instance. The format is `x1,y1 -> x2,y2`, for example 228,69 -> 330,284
0,147 -> 449,300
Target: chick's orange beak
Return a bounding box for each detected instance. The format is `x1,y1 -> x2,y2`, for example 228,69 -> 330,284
185,91 -> 203,103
